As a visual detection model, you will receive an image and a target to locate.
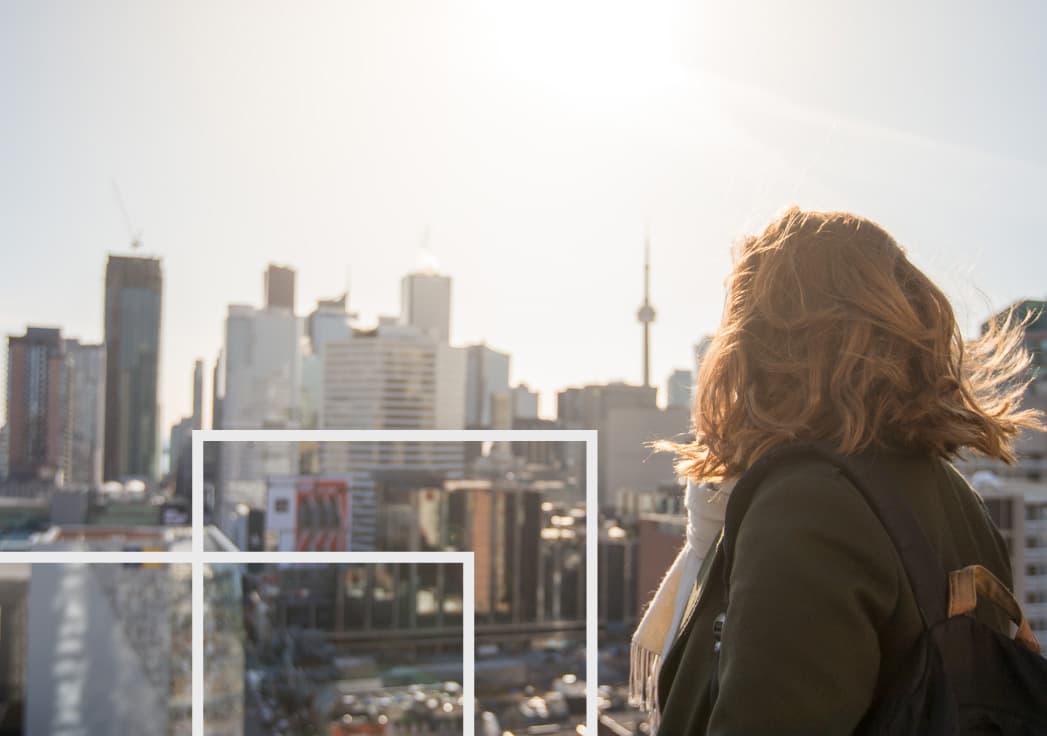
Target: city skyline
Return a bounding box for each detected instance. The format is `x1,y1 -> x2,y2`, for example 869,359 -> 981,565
3,1 -> 1047,435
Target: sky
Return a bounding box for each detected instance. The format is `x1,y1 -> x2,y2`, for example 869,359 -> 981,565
1,0 -> 1045,433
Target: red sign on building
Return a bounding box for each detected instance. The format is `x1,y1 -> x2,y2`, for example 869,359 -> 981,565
295,478 -> 350,551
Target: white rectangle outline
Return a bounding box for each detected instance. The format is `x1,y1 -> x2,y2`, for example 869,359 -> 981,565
193,428 -> 599,736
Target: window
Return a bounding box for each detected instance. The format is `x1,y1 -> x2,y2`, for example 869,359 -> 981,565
275,498 -> 289,513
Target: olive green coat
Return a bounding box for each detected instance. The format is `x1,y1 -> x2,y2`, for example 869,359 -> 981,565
656,449 -> 1013,735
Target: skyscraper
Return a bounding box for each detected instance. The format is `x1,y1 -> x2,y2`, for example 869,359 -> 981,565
464,343 -> 510,428
217,280 -> 302,531
401,271 -> 452,342
264,263 -> 296,312
6,327 -> 71,482
65,339 -> 106,487
192,359 -> 204,430
320,323 -> 466,549
103,254 -> 162,481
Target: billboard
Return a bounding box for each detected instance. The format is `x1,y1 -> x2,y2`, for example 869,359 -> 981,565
266,476 -> 351,552
295,478 -> 350,551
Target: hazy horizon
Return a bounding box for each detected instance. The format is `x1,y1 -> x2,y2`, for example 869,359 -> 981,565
2,0 -> 1046,433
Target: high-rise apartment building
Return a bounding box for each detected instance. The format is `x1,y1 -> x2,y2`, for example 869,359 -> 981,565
401,271 -> 452,342
6,327 -> 71,483
971,474 -> 1047,644
103,254 -> 162,481
320,323 -> 466,550
65,339 -> 105,487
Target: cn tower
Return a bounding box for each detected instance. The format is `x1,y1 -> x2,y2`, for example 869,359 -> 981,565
636,236 -> 656,387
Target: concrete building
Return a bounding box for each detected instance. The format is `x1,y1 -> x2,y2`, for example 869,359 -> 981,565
557,382 -> 687,508
168,415 -> 192,482
970,473 -> 1047,644
6,327 -> 70,484
217,298 -> 302,532
306,293 -> 355,354
319,324 -> 466,550
511,384 -> 540,420
666,368 -> 693,410
301,294 -> 357,432
103,254 -> 162,482
401,270 -> 452,342
168,360 -> 206,497
191,359 -> 203,430
211,351 -> 224,432
264,263 -> 296,312
65,340 -> 105,488
25,564 -> 191,736
464,344 -> 510,428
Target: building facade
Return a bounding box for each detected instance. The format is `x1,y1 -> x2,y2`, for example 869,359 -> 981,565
971,474 -> 1047,644
264,263 -> 296,312
401,271 -> 452,342
103,254 -> 162,481
65,340 -> 105,488
6,327 -> 70,483
217,300 -> 302,532
557,382 -> 686,508
464,344 -> 510,428
319,324 -> 466,550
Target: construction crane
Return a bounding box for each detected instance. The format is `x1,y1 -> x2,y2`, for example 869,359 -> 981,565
111,181 -> 143,251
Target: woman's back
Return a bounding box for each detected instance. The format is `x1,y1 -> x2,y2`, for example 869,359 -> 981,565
655,448 -> 1013,735
645,207 -> 1044,733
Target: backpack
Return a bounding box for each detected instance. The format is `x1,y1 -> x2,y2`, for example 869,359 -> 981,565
715,442 -> 1047,734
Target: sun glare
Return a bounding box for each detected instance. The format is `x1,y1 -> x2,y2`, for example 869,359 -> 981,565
487,1 -> 689,100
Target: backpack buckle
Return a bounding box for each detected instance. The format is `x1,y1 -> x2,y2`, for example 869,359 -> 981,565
713,612 -> 726,653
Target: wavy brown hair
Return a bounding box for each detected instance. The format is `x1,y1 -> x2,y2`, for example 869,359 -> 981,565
667,206 -> 1044,482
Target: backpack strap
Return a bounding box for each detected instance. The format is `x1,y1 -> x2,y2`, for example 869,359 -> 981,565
721,441 -> 950,627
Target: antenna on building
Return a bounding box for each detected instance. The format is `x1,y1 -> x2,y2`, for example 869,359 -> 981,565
417,226 -> 440,273
111,181 -> 143,251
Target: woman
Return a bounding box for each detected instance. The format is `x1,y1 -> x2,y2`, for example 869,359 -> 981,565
635,207 -> 1043,734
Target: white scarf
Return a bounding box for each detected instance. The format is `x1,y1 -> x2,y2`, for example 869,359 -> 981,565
629,477 -> 736,727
